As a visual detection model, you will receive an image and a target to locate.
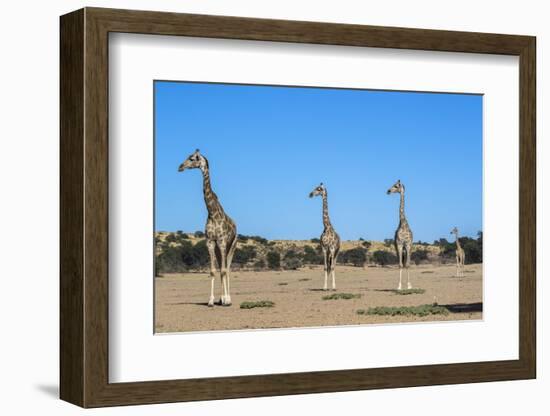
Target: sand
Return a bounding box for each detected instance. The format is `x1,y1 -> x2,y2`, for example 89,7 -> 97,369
154,263 -> 482,333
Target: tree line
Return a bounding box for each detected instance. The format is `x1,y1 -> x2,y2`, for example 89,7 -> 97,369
155,231 -> 482,275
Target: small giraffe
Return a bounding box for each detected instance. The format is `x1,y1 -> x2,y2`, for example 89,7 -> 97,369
178,149 -> 237,307
450,227 -> 465,277
387,180 -> 414,290
309,183 -> 340,291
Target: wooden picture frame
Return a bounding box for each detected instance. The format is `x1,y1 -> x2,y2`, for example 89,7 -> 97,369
60,7 -> 536,408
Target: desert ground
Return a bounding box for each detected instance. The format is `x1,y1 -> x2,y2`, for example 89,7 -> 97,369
154,263 -> 482,333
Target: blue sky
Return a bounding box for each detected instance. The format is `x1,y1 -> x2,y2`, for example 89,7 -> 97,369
155,81 -> 482,242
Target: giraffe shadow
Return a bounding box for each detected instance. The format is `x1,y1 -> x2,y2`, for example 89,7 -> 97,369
307,288 -> 332,292
166,301 -> 211,306
440,302 -> 483,313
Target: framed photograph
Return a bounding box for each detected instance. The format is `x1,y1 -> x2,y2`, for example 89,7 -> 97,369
60,7 -> 536,408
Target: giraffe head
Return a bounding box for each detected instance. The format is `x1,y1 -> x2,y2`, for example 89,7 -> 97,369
450,227 -> 459,236
309,183 -> 326,198
387,179 -> 404,195
178,149 -> 207,172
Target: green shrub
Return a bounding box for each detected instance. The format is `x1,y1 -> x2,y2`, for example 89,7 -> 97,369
156,245 -> 187,273
240,300 -> 275,309
165,233 -> 177,243
190,240 -> 209,267
155,239 -> 209,273
371,250 -> 398,266
463,240 -> 482,264
253,259 -> 266,270
362,240 -> 372,249
284,249 -> 299,259
322,293 -> 361,300
392,288 -> 426,295
283,257 -> 302,270
302,245 -> 323,264
266,251 -> 281,270
180,233 -> 190,239
194,230 -> 205,238
357,304 -> 449,317
411,249 -> 429,265
433,238 -> 449,246
338,248 -> 366,267
233,245 -> 257,266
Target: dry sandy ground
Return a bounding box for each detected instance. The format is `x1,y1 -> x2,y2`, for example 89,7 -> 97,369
155,264 -> 482,333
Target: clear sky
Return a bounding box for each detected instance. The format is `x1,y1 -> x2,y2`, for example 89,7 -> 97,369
155,81 -> 482,242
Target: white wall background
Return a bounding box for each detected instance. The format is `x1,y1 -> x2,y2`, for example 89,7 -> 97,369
0,1 -> 545,414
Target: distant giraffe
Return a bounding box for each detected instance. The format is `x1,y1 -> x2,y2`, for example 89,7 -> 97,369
387,180 -> 414,290
178,149 -> 237,307
309,183 -> 340,291
450,227 -> 465,277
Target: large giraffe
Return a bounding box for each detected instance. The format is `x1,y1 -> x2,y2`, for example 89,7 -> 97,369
309,183 -> 340,291
387,180 -> 414,290
450,227 -> 465,277
178,149 -> 237,307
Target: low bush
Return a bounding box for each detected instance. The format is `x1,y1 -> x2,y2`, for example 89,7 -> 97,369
283,257 -> 302,270
357,304 -> 449,317
392,288 -> 426,295
338,247 -> 366,267
371,250 -> 398,266
411,249 -> 429,265
322,293 -> 361,300
302,245 -> 323,264
240,300 -> 275,309
266,251 -> 281,270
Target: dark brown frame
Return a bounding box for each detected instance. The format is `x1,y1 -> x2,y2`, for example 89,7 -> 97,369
60,7 -> 536,408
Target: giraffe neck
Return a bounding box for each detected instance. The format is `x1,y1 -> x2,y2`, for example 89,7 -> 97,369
322,191 -> 332,230
399,189 -> 407,223
455,234 -> 462,250
200,164 -> 223,217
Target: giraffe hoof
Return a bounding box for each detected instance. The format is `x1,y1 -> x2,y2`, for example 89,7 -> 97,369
207,301 -> 214,307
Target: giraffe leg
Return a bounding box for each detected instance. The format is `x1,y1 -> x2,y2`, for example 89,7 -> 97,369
405,245 -> 412,289
332,249 -> 339,290
456,257 -> 459,278
322,247 -> 328,291
397,245 -> 404,290
206,240 -> 218,307
224,237 -> 237,306
398,269 -> 403,291
218,241 -> 230,306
